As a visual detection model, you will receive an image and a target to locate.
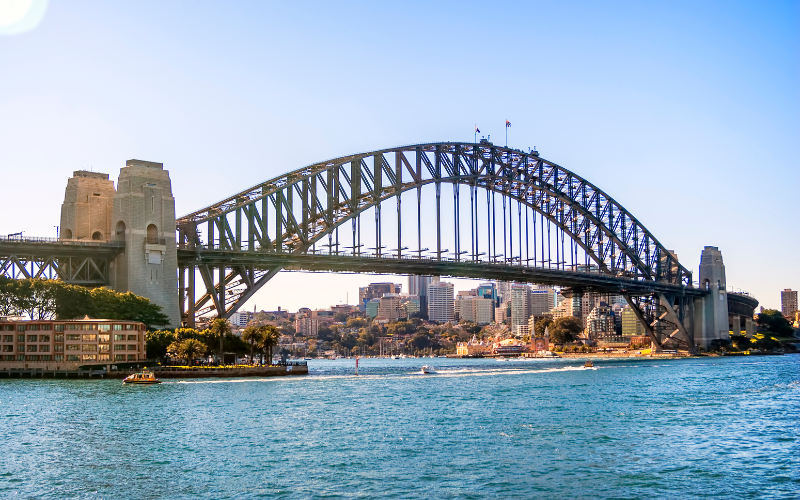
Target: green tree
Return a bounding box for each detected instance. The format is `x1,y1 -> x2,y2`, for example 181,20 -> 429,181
533,317 -> 554,338
730,334 -> 751,351
174,338 -> 206,363
756,309 -> 794,336
549,316 -> 582,344
259,325 -> 281,364
209,317 -> 232,357
145,329 -> 177,359
241,325 -> 263,361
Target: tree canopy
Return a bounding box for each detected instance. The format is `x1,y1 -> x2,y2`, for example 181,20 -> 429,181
548,316 -> 583,344
0,277 -> 169,329
756,309 -> 794,336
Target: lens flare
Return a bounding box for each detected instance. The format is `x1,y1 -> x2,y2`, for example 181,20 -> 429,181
0,0 -> 48,35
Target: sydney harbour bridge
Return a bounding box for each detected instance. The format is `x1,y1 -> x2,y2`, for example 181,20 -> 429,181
0,141 -> 758,351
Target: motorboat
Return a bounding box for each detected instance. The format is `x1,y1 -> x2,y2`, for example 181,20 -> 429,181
420,365 -> 434,374
123,370 -> 162,384
584,360 -> 594,368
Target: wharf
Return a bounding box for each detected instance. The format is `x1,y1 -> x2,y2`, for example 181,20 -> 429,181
1,362 -> 309,379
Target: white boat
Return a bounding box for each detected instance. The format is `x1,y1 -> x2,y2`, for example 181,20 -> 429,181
420,365 -> 434,374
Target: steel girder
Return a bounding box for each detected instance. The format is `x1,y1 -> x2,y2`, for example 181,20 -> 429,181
177,142 -> 695,325
0,239 -> 124,286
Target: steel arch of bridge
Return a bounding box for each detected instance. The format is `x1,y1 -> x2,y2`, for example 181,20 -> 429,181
177,142 -> 694,330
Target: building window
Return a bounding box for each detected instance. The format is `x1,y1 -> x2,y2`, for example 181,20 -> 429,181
54,334 -> 64,342
82,344 -> 97,352
127,335 -> 138,341
99,354 -> 110,361
66,324 -> 78,330
54,324 -> 64,332
66,345 -> 80,351
126,325 -> 135,330
66,334 -> 80,341
39,345 -> 50,353
67,355 -> 79,361
40,355 -> 51,361
82,334 -> 97,342
39,335 -> 50,342
99,334 -> 110,343
114,334 -> 125,341
114,344 -> 126,351
98,324 -> 110,332
82,355 -> 97,362
2,335 -> 12,342
26,355 -> 38,361
27,345 -> 37,352
54,355 -> 63,361
16,354 -> 24,361
2,346 -> 12,352
127,354 -> 136,361
114,354 -> 125,361
54,345 -> 63,352
17,335 -> 24,342
17,345 -> 24,352
113,325 -> 123,331
99,344 -> 109,353
17,325 -> 25,332
28,324 -> 40,331
82,324 -> 95,330
27,335 -> 37,342
127,345 -> 137,351
40,324 -> 52,331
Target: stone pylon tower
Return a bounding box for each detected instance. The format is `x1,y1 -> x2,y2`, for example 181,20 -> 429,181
110,160 -> 180,327
693,246 -> 729,349
59,171 -> 116,241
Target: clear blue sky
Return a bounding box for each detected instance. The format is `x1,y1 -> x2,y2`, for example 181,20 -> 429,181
1,0 -> 797,310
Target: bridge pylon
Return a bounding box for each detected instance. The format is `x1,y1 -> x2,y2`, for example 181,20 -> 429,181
693,246 -> 729,349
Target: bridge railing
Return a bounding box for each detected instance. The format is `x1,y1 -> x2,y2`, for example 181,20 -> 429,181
0,235 -> 125,248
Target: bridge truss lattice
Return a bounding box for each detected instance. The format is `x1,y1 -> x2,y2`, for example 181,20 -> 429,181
177,142 -> 699,348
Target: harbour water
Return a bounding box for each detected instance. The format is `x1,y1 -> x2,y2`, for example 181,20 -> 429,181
2,356 -> 798,499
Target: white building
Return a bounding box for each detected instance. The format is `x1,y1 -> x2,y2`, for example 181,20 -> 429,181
510,283 -> 530,331
427,281 -> 454,323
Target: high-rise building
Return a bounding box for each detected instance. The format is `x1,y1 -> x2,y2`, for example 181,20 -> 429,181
427,281 -> 454,323
510,283 -> 531,330
586,303 -> 616,338
476,283 -> 499,306
530,286 -> 556,316
377,294 -> 403,322
409,275 -> 438,313
359,282 -> 402,310
366,298 -> 381,318
620,305 -> 645,336
781,289 -> 797,316
458,296 -> 494,325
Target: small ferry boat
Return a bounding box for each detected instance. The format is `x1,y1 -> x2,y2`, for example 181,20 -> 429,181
123,370 -> 162,384
584,360 -> 594,368
420,365 -> 434,374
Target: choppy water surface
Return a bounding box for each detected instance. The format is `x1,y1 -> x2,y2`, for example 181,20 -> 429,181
1,356 -> 798,499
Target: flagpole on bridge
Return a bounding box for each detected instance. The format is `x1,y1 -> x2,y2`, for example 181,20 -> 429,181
505,119 -> 510,147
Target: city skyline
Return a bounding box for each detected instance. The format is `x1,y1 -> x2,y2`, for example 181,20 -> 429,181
1,1 -> 797,311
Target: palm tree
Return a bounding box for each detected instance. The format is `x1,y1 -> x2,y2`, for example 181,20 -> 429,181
241,325 -> 263,363
177,338 -> 205,364
259,325 -> 280,365
209,317 -> 232,361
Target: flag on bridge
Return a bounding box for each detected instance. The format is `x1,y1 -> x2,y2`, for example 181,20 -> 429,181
506,120 -> 511,127
475,125 -> 480,133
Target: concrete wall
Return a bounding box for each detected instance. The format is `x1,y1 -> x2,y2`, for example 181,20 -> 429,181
59,171 -> 115,241
695,246 -> 729,349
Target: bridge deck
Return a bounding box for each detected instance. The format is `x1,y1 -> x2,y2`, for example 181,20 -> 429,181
178,249 -> 707,296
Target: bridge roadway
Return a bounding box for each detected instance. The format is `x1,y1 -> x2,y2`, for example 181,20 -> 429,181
0,236 -> 124,285
176,248 -> 708,297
